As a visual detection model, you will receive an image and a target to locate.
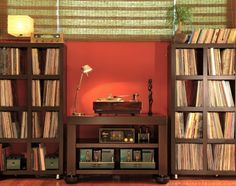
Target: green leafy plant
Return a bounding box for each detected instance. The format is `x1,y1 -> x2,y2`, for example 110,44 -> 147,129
166,5 -> 192,33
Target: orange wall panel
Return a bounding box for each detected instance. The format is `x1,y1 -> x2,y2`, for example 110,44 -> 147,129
66,41 -> 170,116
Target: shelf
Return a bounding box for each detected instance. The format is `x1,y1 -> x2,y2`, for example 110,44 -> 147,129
171,42 -> 236,176
67,114 -> 166,126
206,107 -> 235,112
76,169 -> 160,175
0,75 -> 28,80
207,139 -> 235,144
173,43 -> 236,49
0,43 -> 64,48
175,139 -> 203,143
175,107 -> 203,112
76,143 -> 159,148
0,107 -> 28,111
31,106 -> 60,111
0,139 -> 28,143
2,170 -> 60,175
173,170 -> 236,176
32,75 -> 60,80
176,75 -> 203,80
31,138 -> 60,143
175,107 -> 236,112
0,43 -> 65,177
207,76 -> 236,80
175,138 -> 236,144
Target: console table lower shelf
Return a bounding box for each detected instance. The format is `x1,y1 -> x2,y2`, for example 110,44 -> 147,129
65,115 -> 169,184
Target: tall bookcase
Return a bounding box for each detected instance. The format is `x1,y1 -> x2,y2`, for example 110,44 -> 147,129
0,43 -> 65,178
171,43 -> 236,178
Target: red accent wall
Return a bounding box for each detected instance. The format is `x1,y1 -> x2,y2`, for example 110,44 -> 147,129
66,41 -> 170,116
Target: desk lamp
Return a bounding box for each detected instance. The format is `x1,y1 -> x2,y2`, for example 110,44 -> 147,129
72,65 -> 93,116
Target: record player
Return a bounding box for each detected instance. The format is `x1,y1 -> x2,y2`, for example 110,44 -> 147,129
93,94 -> 142,115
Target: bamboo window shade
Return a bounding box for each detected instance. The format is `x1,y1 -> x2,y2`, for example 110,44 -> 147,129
176,0 -> 236,32
59,0 -> 173,41
0,0 -> 235,41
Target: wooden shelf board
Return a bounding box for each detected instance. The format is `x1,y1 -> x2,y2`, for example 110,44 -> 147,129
76,169 -> 159,175
76,143 -> 159,148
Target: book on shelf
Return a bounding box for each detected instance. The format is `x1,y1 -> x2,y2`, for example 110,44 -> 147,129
204,28 -> 214,43
43,80 -> 60,106
207,112 -> 223,139
227,28 -> 236,43
197,29 -> 208,44
195,81 -> 203,107
221,49 -> 235,75
0,48 -> 20,75
44,49 -> 60,75
175,112 -> 203,139
187,28 -> 236,44
43,112 -> 58,138
185,112 -> 203,139
175,112 -> 184,138
39,143 -> 46,171
207,48 -> 235,76
224,112 -> 235,139
32,144 -> 46,171
216,28 -> 230,43
207,112 -> 235,139
0,112 -> 20,138
0,111 -> 30,139
207,144 -> 235,171
0,80 -> 13,107
175,49 -> 197,75
176,143 -> 203,170
32,112 -> 42,138
20,112 -> 27,139
176,80 -> 202,107
189,29 -> 201,44
32,48 -> 40,75
211,29 -> 220,43
0,144 -> 10,171
32,147 -> 39,171
32,80 -> 41,107
208,80 -> 234,107
176,81 -> 187,107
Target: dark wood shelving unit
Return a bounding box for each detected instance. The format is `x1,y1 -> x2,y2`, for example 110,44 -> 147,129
65,114 -> 169,184
170,43 -> 236,178
0,43 -> 65,178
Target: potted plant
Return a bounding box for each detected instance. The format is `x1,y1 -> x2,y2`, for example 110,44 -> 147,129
167,5 -> 192,33
166,5 -> 192,42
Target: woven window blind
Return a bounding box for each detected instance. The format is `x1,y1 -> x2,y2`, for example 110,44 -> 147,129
0,0 -> 235,41
176,0 -> 235,32
59,0 -> 173,41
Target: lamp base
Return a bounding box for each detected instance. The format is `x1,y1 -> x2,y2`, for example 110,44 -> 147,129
72,112 -> 85,116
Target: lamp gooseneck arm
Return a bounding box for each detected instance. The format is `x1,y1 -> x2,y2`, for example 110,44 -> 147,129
72,72 -> 84,115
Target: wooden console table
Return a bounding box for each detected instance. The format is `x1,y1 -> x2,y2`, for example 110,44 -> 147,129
65,114 -> 169,184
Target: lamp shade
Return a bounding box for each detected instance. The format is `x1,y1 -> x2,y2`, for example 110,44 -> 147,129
81,65 -> 93,74
8,15 -> 34,37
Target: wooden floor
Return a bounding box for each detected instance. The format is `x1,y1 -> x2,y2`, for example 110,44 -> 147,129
1,177 -> 236,186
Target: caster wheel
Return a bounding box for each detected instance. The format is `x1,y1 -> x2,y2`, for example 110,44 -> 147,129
155,175 -> 170,184
64,175 -> 79,184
